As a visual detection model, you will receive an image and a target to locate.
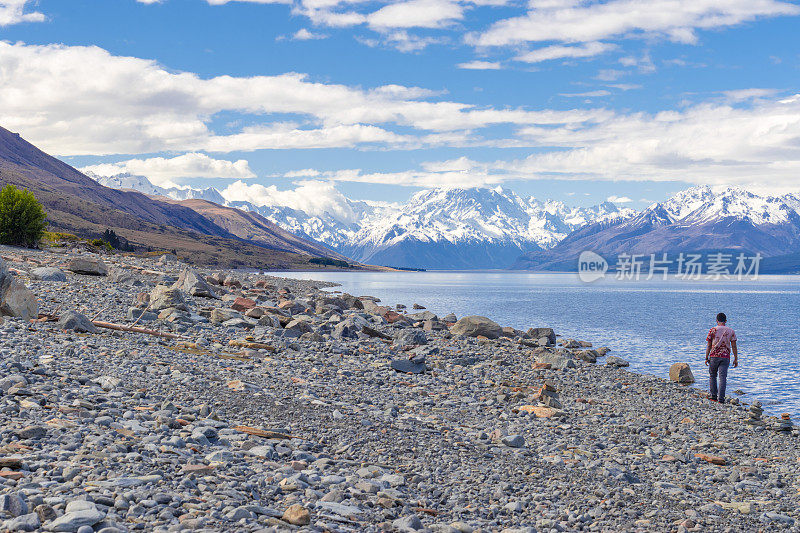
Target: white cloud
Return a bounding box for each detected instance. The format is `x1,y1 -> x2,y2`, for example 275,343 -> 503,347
0,41 -> 606,156
79,153 -> 255,188
473,0 -> 799,47
292,28 -> 327,40
0,0 -> 45,26
367,0 -> 463,29
284,168 -> 322,178
607,83 -> 641,91
607,195 -> 633,203
721,88 -> 780,102
298,93 -> 800,193
222,180 -> 361,222
457,60 -> 502,70
516,41 -> 616,63
132,0 -> 800,62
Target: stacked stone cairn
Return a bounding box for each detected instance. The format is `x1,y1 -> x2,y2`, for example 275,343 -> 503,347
536,380 -> 562,409
776,413 -> 793,432
745,401 -> 765,426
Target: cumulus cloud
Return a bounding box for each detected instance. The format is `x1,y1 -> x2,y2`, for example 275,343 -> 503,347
131,0 -> 800,63
367,0 -> 463,29
79,153 -> 255,188
0,41 -> 606,156
472,0 -> 799,47
222,180 -> 361,222
607,195 -> 633,203
0,0 -> 45,26
292,28 -> 327,40
291,93 -> 800,193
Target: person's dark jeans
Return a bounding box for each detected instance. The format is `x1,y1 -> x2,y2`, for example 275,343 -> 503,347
709,357 -> 730,402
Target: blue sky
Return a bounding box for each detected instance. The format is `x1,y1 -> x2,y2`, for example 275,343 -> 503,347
1,0 -> 799,211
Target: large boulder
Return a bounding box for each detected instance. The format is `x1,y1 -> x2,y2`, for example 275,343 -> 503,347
65,257 -> 107,276
149,285 -> 187,311
606,356 -> 630,368
394,328 -> 428,347
211,308 -> 241,324
451,315 -> 503,339
408,311 -> 438,322
527,327 -> 556,345
109,268 -> 141,286
30,267 -> 67,282
332,317 -> 365,339
535,352 -> 576,370
669,363 -> 695,384
285,319 -> 313,334
174,268 -> 218,299
58,311 -> 98,333
0,262 -> 38,320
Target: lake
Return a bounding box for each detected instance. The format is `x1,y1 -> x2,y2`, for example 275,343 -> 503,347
272,270 -> 800,418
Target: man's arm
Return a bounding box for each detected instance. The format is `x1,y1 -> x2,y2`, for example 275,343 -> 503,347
731,340 -> 738,367
705,339 -> 712,365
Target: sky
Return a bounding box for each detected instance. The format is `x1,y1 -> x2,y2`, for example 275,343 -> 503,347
1,0 -> 799,212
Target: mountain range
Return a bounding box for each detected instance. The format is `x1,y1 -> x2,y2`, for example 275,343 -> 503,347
93,175 -> 634,269
516,186 -> 800,271
89,163 -> 800,273
0,127 -> 346,269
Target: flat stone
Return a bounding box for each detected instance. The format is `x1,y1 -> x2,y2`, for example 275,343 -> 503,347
30,267 -> 67,282
44,508 -> 105,532
65,258 -> 107,276
281,504 -> 310,525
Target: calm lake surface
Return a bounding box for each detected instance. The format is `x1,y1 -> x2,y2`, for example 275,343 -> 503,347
272,270 -> 800,418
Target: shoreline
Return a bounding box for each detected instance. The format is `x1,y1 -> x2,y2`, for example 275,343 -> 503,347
0,245 -> 798,532
272,271 -> 800,417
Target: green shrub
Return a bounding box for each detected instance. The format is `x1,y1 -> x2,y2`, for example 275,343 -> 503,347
42,231 -> 80,243
0,184 -> 47,247
90,238 -> 113,252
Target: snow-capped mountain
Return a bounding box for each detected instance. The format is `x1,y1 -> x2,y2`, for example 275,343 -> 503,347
338,187 -> 632,269
517,185 -> 800,270
89,172 -> 226,205
230,199 -> 385,251
86,172 -> 634,269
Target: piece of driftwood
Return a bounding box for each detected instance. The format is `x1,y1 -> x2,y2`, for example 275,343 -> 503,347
228,340 -> 277,352
233,425 -> 294,440
91,321 -> 183,339
130,305 -> 152,328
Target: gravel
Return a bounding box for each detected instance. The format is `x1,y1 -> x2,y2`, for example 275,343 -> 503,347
0,244 -> 797,532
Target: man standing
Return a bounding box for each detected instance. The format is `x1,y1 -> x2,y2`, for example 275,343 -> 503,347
705,312 -> 738,403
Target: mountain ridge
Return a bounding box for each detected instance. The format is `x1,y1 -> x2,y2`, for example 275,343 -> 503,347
0,126 -> 346,269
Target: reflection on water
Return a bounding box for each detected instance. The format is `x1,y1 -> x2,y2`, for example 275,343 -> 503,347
272,270 -> 800,418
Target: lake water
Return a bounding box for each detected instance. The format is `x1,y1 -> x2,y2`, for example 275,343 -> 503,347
272,270 -> 800,418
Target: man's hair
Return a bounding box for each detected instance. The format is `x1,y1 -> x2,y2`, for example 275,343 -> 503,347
716,312 -> 727,323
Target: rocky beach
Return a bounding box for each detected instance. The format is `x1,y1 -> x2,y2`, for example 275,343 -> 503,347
0,244 -> 798,533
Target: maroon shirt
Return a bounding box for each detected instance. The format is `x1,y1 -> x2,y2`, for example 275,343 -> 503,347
707,326 -> 736,358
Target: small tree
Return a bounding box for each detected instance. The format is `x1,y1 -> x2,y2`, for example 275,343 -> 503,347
0,184 -> 47,247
